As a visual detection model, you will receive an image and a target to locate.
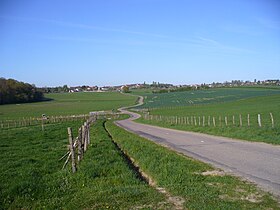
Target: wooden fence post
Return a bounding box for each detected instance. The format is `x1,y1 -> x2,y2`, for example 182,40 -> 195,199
187,116 -> 189,125
270,113 -> 274,128
258,114 -> 262,127
225,116 -> 228,126
213,117 -> 216,127
198,116 -> 201,126
219,116 -> 222,127
77,127 -> 83,162
68,127 -> 77,173
41,118 -> 44,131
239,114 -> 242,127
247,114 -> 250,127
87,122 -> 90,145
194,116 -> 197,126
203,116 -> 205,127
232,115 -> 235,126
208,116 -> 210,126
83,125 -> 87,152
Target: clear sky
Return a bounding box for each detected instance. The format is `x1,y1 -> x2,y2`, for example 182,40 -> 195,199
0,0 -> 279,87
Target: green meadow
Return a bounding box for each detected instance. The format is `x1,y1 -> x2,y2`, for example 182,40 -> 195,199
137,88 -> 280,109
0,92 -> 137,120
136,90 -> 280,144
0,118 -> 278,209
0,120 -> 171,209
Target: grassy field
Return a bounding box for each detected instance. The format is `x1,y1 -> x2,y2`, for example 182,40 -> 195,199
0,92 -> 137,120
137,88 -> 280,109
135,89 -> 280,144
0,120 -> 172,209
106,120 -> 279,209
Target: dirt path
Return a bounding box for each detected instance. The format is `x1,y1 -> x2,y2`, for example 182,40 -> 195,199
116,100 -> 280,199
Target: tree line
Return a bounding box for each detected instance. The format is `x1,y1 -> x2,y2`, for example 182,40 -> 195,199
0,78 -> 44,105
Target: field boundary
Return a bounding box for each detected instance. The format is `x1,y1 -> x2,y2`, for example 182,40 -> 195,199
142,112 -> 276,128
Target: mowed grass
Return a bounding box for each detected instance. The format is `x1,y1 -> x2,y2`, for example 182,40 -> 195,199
137,94 -> 280,144
106,121 -> 279,209
138,88 -> 280,108
0,120 -> 170,209
0,92 -> 137,120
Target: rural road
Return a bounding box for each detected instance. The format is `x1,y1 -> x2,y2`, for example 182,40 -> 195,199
116,97 -> 280,199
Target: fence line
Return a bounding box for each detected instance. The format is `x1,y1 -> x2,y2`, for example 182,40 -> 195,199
61,115 -> 97,173
59,113 -> 120,173
0,114 -> 90,130
143,113 -> 276,128
0,113 -> 121,130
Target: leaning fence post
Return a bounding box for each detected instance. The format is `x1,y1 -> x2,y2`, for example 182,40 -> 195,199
68,127 -> 77,173
258,114 -> 262,127
270,113 -> 274,128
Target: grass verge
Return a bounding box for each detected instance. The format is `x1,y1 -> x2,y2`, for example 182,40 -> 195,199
0,120 -> 170,209
106,120 -> 279,209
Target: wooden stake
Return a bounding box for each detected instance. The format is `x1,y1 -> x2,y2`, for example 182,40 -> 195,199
87,123 -> 90,145
232,115 -> 235,126
247,114 -> 250,127
213,117 -> 216,127
258,114 -> 262,127
225,116 -> 228,126
270,113 -> 274,128
239,114 -> 242,127
203,116 -> 205,127
194,116 -> 197,126
78,128 -> 83,161
208,116 -> 210,126
67,127 -> 77,173
83,125 -> 87,152
41,118 -> 44,131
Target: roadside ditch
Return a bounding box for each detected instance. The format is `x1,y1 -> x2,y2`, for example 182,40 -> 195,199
102,121 -> 185,210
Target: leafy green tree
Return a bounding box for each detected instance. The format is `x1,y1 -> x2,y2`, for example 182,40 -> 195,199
0,78 -> 44,105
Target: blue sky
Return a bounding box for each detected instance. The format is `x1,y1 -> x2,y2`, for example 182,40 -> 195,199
0,0 -> 279,87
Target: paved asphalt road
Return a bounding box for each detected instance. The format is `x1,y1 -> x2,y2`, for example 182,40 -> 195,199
116,109 -> 280,199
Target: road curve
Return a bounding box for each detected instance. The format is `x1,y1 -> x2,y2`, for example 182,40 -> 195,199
116,100 -> 280,199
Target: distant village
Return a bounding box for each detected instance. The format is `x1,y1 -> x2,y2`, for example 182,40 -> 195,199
39,79 -> 280,93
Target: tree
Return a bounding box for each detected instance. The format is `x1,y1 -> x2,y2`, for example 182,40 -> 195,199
122,85 -> 130,93
0,78 -> 44,105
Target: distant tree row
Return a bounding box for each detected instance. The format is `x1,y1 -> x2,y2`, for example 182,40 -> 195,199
152,84 -> 210,94
39,85 -> 69,93
0,78 -> 44,105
